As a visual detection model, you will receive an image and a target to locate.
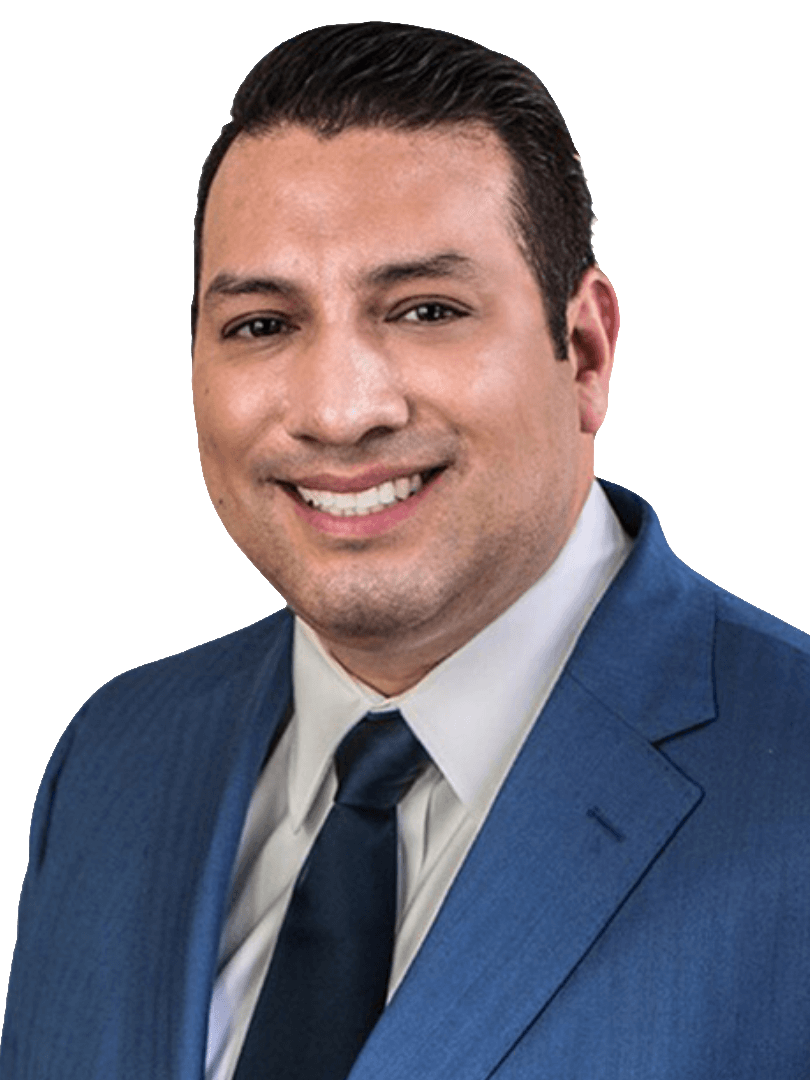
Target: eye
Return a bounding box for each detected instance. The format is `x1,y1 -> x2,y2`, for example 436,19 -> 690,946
223,315 -> 293,340
397,301 -> 467,324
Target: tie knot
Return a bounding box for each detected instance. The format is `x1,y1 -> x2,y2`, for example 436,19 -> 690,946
334,711 -> 429,811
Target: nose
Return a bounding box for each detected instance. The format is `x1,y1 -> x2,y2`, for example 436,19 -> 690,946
284,324 -> 410,446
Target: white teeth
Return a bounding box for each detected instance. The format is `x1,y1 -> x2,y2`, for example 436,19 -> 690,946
355,488 -> 378,509
296,471 -> 432,517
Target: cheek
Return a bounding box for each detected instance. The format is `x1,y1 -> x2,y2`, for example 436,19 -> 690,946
193,364 -> 282,464
410,335 -> 531,425
509,375 -> 577,455
443,340 -> 573,463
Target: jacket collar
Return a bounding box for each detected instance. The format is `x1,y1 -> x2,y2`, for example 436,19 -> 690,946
569,479 -> 716,742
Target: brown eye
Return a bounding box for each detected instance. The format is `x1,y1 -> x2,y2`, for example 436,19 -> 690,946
226,316 -> 291,339
400,303 -> 460,323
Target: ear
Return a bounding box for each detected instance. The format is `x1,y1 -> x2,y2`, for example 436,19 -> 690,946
566,267 -> 619,435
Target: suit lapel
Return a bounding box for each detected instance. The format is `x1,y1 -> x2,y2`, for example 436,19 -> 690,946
352,674 -> 702,1080
352,482 -> 717,1080
172,611 -> 295,1079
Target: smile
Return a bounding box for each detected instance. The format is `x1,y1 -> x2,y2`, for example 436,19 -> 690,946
295,471 -> 430,517
282,466 -> 447,537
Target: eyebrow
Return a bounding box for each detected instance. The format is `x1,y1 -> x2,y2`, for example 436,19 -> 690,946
362,252 -> 477,287
202,251 -> 478,310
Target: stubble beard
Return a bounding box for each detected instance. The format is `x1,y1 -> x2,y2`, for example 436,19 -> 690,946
258,511 -> 557,660
279,549 -> 469,648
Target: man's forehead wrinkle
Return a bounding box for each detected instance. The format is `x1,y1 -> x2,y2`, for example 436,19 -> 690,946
202,252 -> 480,311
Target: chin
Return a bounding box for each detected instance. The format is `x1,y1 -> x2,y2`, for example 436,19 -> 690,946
288,571 -> 456,648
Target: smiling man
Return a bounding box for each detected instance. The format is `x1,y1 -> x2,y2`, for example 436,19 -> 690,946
3,22 -> 810,1080
194,122 -> 612,694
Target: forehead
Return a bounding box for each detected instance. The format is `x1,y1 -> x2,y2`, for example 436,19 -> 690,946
200,124 -> 521,284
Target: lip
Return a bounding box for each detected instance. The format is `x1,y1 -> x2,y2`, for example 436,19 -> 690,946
283,465 -> 440,494
284,467 -> 445,537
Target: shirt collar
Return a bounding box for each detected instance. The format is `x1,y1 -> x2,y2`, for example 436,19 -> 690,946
290,480 -> 632,828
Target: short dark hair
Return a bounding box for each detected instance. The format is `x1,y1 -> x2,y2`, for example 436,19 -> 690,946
192,22 -> 595,359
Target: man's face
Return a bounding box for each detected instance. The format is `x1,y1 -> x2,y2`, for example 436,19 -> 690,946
193,124 -> 601,683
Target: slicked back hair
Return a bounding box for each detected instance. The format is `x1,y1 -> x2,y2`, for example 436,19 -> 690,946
192,22 -> 595,359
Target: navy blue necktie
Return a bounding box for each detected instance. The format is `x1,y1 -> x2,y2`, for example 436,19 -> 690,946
233,710 -> 429,1080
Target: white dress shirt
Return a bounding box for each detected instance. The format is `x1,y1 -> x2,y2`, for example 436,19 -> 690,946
205,479 -> 633,1080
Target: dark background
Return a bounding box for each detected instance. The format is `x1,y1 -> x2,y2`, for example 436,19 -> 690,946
25,23 -> 807,768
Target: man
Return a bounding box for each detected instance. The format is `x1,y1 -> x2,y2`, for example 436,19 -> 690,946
2,21 -> 809,1080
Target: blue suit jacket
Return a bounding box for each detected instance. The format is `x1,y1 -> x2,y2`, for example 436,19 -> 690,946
3,480 -> 810,1079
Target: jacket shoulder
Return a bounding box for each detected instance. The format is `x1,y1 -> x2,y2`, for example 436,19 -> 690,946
711,585 -> 810,660
83,607 -> 294,710
22,606 -> 294,869
707,585 -> 810,728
